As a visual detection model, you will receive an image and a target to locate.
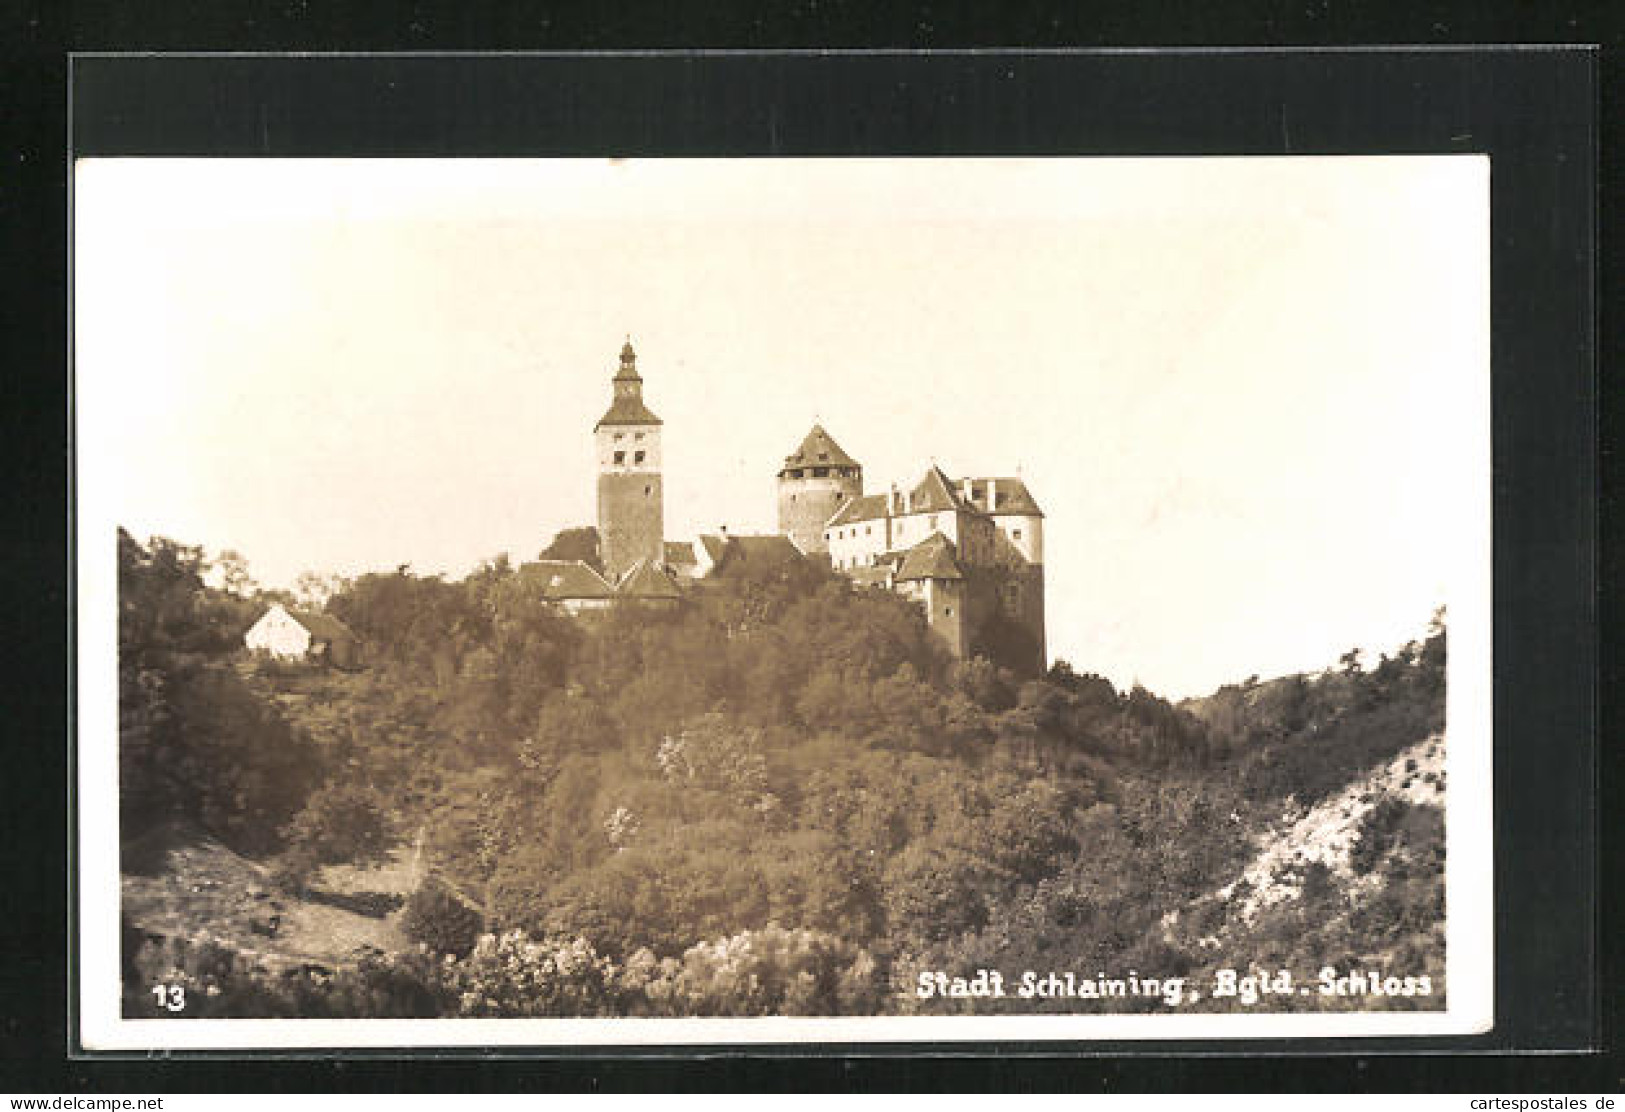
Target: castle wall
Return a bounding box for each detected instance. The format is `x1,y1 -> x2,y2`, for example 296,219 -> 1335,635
828,514 -> 890,570
992,513 -> 1044,566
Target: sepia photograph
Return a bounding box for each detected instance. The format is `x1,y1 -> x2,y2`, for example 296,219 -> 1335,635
74,155 -> 1493,1047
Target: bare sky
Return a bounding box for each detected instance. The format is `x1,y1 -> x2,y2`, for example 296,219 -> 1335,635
75,157 -> 1488,698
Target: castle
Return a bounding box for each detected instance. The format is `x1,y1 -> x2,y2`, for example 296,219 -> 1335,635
566,340 -> 1047,675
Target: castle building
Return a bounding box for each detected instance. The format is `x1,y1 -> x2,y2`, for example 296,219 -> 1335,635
781,425 -> 1049,674
595,340 -> 665,584
576,346 -> 1047,674
776,424 -> 863,554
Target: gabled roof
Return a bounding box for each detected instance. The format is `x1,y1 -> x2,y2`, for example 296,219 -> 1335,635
698,534 -> 804,576
895,532 -> 966,582
780,424 -> 860,472
826,493 -> 891,528
908,465 -> 975,515
286,608 -> 358,643
664,541 -> 697,568
595,396 -> 663,429
616,557 -> 683,599
723,534 -> 803,568
973,476 -> 1045,517
520,559 -> 615,600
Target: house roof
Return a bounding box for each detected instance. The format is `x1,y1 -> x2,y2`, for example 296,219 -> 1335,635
285,607 -> 358,643
972,476 -> 1045,517
895,532 -> 966,582
594,395 -> 663,429
780,424 -> 860,473
616,557 -> 683,599
908,465 -> 975,515
724,534 -> 803,569
696,533 -> 804,576
826,493 -> 891,528
664,541 -> 697,568
520,559 -> 615,600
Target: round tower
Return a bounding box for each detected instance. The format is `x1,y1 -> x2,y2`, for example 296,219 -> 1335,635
776,424 -> 862,554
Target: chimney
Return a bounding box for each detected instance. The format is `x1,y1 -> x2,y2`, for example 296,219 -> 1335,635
962,478 -> 975,505
987,478 -> 998,512
719,524 -> 728,536
889,483 -> 900,516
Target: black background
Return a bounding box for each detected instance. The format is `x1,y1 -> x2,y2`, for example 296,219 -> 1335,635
3,1 -> 1617,1094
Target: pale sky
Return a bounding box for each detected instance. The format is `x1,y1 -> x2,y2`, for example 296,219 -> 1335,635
74,157 -> 1489,698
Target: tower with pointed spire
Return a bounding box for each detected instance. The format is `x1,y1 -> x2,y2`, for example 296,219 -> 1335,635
776,424 -> 863,554
595,339 -> 665,583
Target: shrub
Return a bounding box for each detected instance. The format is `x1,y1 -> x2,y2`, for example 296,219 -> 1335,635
402,879 -> 485,957
448,930 -> 617,1017
621,925 -> 883,1017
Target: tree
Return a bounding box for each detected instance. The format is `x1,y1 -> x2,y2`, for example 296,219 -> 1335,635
213,549 -> 256,597
538,526 -> 603,574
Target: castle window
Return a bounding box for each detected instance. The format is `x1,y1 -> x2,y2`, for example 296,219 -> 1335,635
818,452 -> 828,460
788,469 -> 802,479
614,432 -> 625,441
644,485 -> 652,496
634,450 -> 646,464
634,432 -> 645,441
613,451 -> 626,464
865,525 -> 872,536
944,607 -> 953,617
813,467 -> 828,477
929,514 -> 939,530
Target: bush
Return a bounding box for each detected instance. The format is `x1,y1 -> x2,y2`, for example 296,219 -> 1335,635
620,925 -> 883,1017
449,931 -> 617,1017
402,879 -> 485,957
284,781 -> 393,863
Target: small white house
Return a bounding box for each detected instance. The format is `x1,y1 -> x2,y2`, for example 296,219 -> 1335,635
244,603 -> 360,668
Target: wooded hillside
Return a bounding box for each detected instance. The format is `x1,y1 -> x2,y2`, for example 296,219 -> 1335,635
117,528 -> 1447,1018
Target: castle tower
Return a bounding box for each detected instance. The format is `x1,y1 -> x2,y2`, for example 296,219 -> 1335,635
595,339 -> 665,583
777,424 -> 863,554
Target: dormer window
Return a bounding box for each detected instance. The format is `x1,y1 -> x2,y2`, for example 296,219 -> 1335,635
818,452 -> 828,461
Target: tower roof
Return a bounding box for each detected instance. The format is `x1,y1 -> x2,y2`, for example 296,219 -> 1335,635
595,396 -> 663,428
781,424 -> 860,473
615,338 -> 641,381
596,338 -> 663,429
